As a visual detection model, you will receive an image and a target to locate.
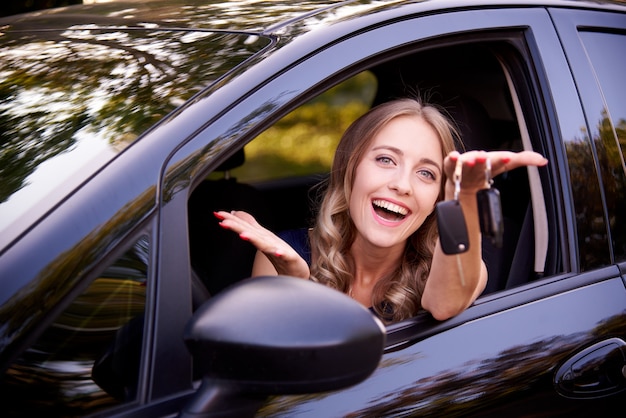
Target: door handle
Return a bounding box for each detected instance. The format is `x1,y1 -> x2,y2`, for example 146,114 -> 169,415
554,337 -> 626,399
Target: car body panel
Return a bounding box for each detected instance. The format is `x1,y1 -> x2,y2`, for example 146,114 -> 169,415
260,272 -> 626,416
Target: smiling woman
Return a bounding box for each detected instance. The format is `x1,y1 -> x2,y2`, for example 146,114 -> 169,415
331,110 -> 449,311
215,98 -> 548,323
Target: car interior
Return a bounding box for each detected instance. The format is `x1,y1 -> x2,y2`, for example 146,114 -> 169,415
187,41 -> 553,302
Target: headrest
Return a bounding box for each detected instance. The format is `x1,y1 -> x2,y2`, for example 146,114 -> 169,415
445,95 -> 496,151
216,148 -> 245,172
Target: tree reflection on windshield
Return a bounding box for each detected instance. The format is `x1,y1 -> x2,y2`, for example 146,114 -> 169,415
0,26 -> 269,209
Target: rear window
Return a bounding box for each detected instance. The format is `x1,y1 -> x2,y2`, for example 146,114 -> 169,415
578,30 -> 626,262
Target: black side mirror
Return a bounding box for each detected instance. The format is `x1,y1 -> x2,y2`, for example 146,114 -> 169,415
180,275 -> 385,418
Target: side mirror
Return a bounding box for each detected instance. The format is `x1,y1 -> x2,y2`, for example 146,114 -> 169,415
181,275 -> 385,418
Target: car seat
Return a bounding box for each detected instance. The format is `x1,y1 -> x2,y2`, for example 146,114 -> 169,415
444,95 -> 532,293
188,149 -> 273,296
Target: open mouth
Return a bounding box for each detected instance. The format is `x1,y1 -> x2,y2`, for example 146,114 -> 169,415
372,199 -> 409,222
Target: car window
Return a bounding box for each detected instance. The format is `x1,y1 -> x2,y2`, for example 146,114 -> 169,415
188,72 -> 376,295
188,40 -> 557,301
219,71 -> 377,183
1,235 -> 149,417
366,42 -> 554,292
0,28 -> 270,251
578,30 -> 626,263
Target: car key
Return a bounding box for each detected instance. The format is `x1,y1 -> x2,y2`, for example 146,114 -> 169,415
476,159 -> 504,248
436,200 -> 470,255
436,159 -> 469,255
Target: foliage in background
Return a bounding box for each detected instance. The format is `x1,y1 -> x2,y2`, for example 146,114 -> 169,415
231,71 -> 377,182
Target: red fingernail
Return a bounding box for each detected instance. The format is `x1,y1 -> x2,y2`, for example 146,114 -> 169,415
239,233 -> 249,241
213,211 -> 225,220
501,157 -> 511,164
218,222 -> 229,229
476,156 -> 487,164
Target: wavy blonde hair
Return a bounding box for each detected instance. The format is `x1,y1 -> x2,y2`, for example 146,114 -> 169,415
309,98 -> 459,322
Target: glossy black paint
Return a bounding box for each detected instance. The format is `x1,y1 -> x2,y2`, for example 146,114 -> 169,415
1,1 -> 625,417
554,337 -> 626,399
260,275 -> 626,416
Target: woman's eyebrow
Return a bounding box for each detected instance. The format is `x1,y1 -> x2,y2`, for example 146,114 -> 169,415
372,145 -> 403,155
420,157 -> 442,174
371,145 -> 442,173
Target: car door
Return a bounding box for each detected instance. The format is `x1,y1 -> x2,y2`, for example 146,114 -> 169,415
156,5 -> 626,417
250,7 -> 624,416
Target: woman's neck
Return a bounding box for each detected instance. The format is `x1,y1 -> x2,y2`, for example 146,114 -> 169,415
348,238 -> 404,306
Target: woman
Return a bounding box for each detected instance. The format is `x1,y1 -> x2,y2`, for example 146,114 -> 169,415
215,98 -> 548,323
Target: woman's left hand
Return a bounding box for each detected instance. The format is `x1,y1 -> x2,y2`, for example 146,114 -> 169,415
443,150 -> 548,196
424,150 -> 547,320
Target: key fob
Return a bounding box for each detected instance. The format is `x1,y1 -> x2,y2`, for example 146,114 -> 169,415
436,200 -> 470,254
477,187 -> 504,248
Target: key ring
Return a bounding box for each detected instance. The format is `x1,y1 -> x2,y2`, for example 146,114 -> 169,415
454,158 -> 463,201
485,158 -> 494,188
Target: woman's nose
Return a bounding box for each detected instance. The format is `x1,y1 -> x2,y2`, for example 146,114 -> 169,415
388,171 -> 412,195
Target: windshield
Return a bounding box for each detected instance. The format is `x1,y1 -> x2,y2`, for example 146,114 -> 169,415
0,26 -> 270,246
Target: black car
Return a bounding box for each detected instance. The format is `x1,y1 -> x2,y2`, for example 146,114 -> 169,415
1,0 -> 625,416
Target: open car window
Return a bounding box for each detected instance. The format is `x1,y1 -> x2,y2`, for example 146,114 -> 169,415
188,38 -> 557,303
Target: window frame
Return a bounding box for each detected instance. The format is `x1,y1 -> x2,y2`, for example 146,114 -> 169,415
171,7 -> 568,350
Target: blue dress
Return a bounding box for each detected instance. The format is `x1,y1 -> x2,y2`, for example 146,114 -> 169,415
279,228 -> 392,320
278,228 -> 311,265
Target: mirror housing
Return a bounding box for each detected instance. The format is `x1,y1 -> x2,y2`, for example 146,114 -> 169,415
181,275 -> 385,417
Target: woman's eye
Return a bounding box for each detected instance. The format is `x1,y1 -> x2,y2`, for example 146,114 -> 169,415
418,169 -> 436,181
376,156 -> 395,165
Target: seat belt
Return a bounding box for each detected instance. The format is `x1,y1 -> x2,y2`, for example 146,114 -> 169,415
499,59 -> 548,276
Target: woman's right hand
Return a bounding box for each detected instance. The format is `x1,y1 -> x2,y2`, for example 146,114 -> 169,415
214,210 -> 310,279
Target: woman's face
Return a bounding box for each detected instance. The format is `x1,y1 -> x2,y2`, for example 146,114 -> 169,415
349,115 -> 443,251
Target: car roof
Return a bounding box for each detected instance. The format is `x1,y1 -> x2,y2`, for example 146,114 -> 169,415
0,0 -> 382,33
1,0 -> 624,33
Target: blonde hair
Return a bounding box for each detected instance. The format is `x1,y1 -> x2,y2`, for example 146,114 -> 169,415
309,98 -> 459,322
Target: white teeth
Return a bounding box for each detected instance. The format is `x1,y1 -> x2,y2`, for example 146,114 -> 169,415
372,199 -> 408,216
